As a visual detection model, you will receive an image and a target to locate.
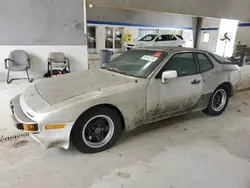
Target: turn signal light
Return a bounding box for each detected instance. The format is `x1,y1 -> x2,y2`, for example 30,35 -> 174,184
45,124 -> 65,130
23,124 -> 38,132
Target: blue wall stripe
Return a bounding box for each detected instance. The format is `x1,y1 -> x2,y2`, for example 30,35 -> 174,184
201,27 -> 219,31
87,20 -> 193,30
238,23 -> 250,27
87,20 -> 250,31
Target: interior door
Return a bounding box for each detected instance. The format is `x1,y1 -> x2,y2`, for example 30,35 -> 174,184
146,52 -> 203,120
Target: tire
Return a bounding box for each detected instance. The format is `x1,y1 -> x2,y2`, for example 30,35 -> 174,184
202,86 -> 229,116
71,106 -> 122,153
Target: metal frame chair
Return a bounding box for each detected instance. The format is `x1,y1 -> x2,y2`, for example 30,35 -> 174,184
4,50 -> 33,84
47,52 -> 70,78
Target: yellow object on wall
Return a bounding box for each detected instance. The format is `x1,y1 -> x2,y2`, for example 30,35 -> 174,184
124,33 -> 132,42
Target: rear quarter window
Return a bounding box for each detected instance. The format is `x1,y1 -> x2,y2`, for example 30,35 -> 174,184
196,53 -> 214,73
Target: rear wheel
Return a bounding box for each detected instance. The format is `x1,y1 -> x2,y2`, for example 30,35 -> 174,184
203,87 -> 229,116
72,107 -> 122,153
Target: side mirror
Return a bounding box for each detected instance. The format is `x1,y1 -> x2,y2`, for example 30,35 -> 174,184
161,70 -> 177,84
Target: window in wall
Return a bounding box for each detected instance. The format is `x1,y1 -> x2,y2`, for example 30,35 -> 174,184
159,29 -> 168,34
169,30 -> 183,36
87,26 -> 96,49
196,53 -> 214,73
203,32 -> 210,43
154,29 -> 160,34
115,28 -> 123,49
105,27 -> 113,49
158,53 -> 197,77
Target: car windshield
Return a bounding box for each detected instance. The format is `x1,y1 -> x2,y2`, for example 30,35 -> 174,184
104,50 -> 168,78
139,34 -> 157,41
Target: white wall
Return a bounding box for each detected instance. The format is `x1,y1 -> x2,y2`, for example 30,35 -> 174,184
235,23 -> 250,46
216,19 -> 238,57
0,46 -> 88,81
183,30 -> 194,48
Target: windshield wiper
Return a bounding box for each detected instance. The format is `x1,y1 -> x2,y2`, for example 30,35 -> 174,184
101,67 -> 127,75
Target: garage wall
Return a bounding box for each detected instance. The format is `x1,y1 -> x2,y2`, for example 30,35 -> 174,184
87,6 -> 194,52
235,23 -> 250,46
0,0 -> 88,81
88,0 -> 250,21
87,6 -> 193,29
198,18 -> 221,53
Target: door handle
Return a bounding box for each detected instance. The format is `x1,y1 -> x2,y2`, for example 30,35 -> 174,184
191,79 -> 201,85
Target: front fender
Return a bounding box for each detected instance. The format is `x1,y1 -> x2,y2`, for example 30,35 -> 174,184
38,80 -> 148,131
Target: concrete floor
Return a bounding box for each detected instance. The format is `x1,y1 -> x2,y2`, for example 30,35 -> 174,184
1,67 -> 250,188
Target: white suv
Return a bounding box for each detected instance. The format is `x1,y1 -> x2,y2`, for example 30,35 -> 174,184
126,34 -> 185,50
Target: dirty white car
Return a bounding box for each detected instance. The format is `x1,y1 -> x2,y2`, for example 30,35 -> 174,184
126,34 -> 185,50
10,47 -> 241,153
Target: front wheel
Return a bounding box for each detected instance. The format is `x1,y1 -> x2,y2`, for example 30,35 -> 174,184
72,107 -> 122,153
203,87 -> 229,116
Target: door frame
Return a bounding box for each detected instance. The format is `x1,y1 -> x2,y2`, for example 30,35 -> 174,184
149,51 -> 201,79
145,51 -> 202,122
105,26 -> 124,53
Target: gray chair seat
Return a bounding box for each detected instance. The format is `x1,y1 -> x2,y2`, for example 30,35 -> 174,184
7,65 -> 29,71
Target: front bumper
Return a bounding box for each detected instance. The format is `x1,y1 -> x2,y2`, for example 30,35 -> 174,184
10,95 -> 37,131
10,95 -> 74,149
126,45 -> 135,51
29,122 -> 74,149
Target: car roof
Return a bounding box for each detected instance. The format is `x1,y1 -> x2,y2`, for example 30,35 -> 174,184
135,46 -> 208,54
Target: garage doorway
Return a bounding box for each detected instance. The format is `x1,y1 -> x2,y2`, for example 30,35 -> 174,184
105,27 -> 124,52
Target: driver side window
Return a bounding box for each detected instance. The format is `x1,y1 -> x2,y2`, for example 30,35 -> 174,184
156,52 -> 198,78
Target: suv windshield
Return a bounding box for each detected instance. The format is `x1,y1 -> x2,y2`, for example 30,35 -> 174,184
104,50 -> 168,78
139,35 -> 157,41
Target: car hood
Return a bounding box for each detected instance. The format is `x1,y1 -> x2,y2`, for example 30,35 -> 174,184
35,69 -> 135,105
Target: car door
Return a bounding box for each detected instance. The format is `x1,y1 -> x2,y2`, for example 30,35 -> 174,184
154,35 -> 168,47
195,52 -> 217,107
146,52 -> 203,121
167,35 -> 180,47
